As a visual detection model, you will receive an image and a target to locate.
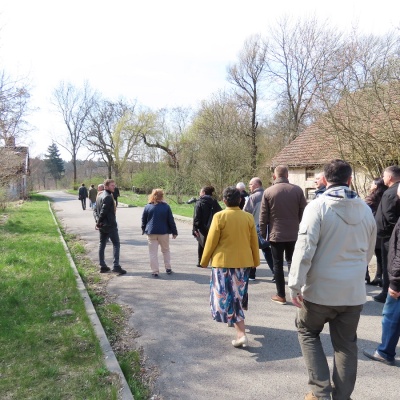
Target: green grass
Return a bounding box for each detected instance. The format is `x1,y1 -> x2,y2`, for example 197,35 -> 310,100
61,222 -> 152,399
0,195 -> 119,399
66,189 -> 199,218
119,191 -> 224,218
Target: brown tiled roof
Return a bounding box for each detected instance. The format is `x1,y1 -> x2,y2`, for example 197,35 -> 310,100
270,123 -> 340,168
271,83 -> 400,168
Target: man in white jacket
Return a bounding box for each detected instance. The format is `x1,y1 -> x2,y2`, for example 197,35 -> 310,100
288,159 -> 377,400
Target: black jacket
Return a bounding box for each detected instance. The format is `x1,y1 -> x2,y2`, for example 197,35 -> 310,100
78,186 -> 88,199
193,195 -> 222,236
375,182 -> 400,238
96,190 -> 117,232
239,190 -> 249,210
113,187 -> 120,199
387,217 -> 400,292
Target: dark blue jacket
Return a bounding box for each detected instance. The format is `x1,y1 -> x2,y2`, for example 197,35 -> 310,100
142,202 -> 178,235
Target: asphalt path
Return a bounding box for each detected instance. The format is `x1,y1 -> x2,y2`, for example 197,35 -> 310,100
42,191 -> 398,400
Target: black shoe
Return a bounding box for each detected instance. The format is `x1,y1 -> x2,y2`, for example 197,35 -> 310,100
100,266 -> 110,273
373,292 -> 387,303
166,269 -> 172,274
152,273 -> 159,278
363,349 -> 395,366
369,276 -> 383,287
112,266 -> 126,275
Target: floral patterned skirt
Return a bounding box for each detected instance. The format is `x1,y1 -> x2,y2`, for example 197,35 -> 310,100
210,267 -> 250,324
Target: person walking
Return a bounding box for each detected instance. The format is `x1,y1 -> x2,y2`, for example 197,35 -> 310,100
200,186 -> 260,348
141,189 -> 178,277
192,186 -> 222,268
244,177 -> 274,281
236,182 -> 249,210
78,183 -> 88,210
363,185 -> 400,366
113,185 -> 120,207
88,184 -> 98,210
365,178 -> 387,285
95,179 -> 126,275
259,165 -> 307,305
289,159 -> 377,400
373,165 -> 400,303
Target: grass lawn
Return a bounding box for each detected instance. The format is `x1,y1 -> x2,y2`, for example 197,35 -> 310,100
0,195 -> 120,399
66,189 -> 223,218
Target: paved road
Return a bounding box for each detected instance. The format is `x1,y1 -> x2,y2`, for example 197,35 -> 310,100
43,191 -> 398,400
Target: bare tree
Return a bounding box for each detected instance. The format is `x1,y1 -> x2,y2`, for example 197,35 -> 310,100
317,30 -> 400,186
189,91 -> 253,194
227,34 -> 268,173
52,81 -> 95,187
0,71 -> 30,145
265,16 -> 343,142
140,107 -> 192,170
139,107 -> 194,201
85,98 -> 154,180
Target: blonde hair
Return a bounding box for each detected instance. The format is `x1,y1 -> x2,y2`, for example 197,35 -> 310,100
148,188 -> 164,204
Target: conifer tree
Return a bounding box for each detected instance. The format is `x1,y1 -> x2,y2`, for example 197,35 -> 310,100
44,143 -> 65,187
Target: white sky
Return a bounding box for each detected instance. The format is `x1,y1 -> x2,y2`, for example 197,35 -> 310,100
1,0 -> 399,159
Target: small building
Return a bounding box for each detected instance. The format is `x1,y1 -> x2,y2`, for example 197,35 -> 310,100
270,124 -> 342,200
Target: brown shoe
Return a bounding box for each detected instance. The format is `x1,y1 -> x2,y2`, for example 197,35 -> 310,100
271,294 -> 286,305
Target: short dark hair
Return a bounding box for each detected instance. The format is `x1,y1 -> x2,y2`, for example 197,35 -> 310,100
385,165 -> 400,180
275,165 -> 288,178
324,159 -> 352,184
223,186 -> 241,207
202,186 -> 215,196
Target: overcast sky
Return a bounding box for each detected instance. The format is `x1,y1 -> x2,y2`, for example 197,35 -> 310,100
1,0 -> 399,159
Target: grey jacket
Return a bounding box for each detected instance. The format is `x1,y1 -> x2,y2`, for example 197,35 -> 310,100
288,186 -> 377,306
244,187 -> 264,222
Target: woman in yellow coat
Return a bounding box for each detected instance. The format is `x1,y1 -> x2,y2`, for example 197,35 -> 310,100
200,186 -> 260,348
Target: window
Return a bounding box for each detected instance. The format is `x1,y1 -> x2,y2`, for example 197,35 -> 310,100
306,188 -> 316,201
305,167 -> 316,180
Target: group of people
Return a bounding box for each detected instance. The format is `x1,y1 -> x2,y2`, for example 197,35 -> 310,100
192,161 -> 400,400
91,161 -> 400,400
78,182 -> 120,211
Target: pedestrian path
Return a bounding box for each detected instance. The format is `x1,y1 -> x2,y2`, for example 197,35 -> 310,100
44,191 -> 398,400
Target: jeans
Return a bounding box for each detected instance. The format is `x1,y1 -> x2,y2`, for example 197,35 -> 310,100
296,300 -> 363,400
99,227 -> 120,267
378,237 -> 390,294
270,241 -> 296,298
377,294 -> 400,361
80,198 -> 86,210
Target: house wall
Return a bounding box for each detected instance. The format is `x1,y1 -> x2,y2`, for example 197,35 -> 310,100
288,167 -> 371,200
288,168 -> 317,200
